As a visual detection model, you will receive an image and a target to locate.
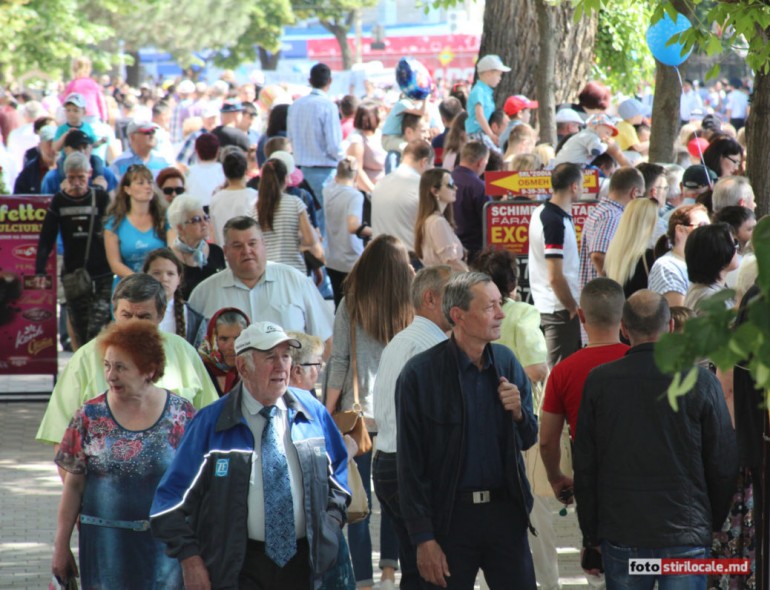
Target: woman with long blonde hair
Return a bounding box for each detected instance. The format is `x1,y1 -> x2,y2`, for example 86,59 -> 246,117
604,198 -> 659,296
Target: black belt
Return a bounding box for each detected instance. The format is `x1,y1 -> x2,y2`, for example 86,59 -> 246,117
456,489 -> 510,505
298,165 -> 335,169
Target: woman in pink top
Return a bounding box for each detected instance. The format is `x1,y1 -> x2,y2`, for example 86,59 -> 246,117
346,102 -> 386,194
414,168 -> 468,271
61,57 -> 107,122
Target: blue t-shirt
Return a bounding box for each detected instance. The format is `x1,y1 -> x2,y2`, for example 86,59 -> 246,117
104,215 -> 168,290
382,99 -> 411,137
54,122 -> 98,144
465,81 -> 495,135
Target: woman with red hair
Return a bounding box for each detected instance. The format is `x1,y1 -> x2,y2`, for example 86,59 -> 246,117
52,321 -> 195,589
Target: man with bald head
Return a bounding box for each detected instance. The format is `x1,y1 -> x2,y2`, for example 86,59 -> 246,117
573,290 -> 737,588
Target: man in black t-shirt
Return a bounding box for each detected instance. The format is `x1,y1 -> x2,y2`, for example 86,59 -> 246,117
34,151 -> 113,349
212,99 -> 250,152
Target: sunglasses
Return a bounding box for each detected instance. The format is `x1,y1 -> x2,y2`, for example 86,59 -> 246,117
438,179 -> 457,190
138,129 -> 156,136
299,362 -> 326,370
162,186 -> 185,196
184,214 -> 211,225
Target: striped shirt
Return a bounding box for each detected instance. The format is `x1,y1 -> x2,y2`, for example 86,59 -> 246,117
578,197 -> 625,290
257,193 -> 309,273
373,316 -> 448,453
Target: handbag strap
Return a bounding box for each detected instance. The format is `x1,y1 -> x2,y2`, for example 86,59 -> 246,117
81,189 -> 96,268
350,317 -> 360,408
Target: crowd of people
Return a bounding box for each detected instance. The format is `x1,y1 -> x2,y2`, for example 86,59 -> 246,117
10,51 -> 763,590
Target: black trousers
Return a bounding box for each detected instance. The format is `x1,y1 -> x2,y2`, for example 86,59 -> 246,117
424,500 -> 536,590
372,451 -> 421,590
239,538 -> 311,590
326,268 -> 347,311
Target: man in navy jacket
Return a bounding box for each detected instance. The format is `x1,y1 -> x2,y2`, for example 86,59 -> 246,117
397,272 -> 538,589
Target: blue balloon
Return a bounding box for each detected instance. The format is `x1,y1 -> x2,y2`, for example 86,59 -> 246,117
646,12 -> 693,67
396,57 -> 432,100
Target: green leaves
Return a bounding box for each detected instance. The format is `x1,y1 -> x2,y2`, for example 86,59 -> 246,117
592,0 -> 655,93
667,367 -> 698,411
655,216 -> 770,407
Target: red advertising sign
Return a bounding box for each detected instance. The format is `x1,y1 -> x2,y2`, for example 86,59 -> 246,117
485,169 -> 600,198
0,195 -> 57,375
306,34 -> 480,78
484,199 -> 599,255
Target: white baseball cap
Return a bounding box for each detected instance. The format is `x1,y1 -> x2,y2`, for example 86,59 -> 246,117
235,321 -> 301,355
555,108 -> 585,125
476,55 -> 511,73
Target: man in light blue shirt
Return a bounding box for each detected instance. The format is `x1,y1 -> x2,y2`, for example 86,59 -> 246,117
287,63 -> 342,238
372,265 -> 452,590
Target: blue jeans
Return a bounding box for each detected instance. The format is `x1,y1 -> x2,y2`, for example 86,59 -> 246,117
601,541 -> 707,590
299,166 -> 335,239
372,451 -> 420,590
347,450 -> 399,587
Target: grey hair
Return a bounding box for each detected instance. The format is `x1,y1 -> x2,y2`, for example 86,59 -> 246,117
223,216 -> 261,243
112,274 -> 167,316
167,194 -> 205,228
411,265 -> 453,310
216,310 -> 249,330
712,176 -> 754,213
63,151 -> 92,174
442,271 -> 493,326
287,331 -> 322,365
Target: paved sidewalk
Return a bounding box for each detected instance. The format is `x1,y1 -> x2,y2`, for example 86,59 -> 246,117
0,367 -> 591,589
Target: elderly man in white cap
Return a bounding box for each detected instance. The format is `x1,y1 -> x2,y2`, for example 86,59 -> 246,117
110,120 -> 170,180
555,108 -> 584,144
151,320 -> 350,590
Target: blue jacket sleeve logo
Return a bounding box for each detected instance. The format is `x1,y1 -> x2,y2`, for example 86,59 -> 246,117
215,458 -> 229,477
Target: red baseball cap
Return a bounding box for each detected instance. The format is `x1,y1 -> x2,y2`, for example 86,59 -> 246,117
504,95 -> 539,116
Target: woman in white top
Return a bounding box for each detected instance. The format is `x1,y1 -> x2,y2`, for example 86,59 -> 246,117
414,168 -> 468,271
185,133 -> 225,207
209,148 -> 257,246
648,203 -> 710,307
256,157 -> 324,274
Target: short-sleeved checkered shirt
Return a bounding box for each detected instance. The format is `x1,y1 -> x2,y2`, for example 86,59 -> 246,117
578,197 -> 625,290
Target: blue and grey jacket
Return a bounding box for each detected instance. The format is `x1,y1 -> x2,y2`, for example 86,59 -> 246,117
150,383 -> 350,589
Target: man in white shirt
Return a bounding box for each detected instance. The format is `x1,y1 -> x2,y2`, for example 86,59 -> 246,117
528,163 -> 582,368
679,79 -> 703,125
371,139 -> 434,252
372,265 -> 452,590
188,216 -> 333,353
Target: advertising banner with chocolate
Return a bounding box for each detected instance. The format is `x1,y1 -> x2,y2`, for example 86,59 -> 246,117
0,195 -> 57,376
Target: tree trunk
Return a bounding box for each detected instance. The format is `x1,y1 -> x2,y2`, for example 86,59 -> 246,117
125,50 -> 141,88
535,0 -> 557,145
258,47 -> 281,71
321,13 -> 354,71
647,0 -> 692,166
478,0 -> 597,127
747,67 -> 770,216
648,61 -> 681,163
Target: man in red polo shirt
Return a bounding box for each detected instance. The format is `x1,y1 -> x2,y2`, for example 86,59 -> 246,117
540,277 -> 628,499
